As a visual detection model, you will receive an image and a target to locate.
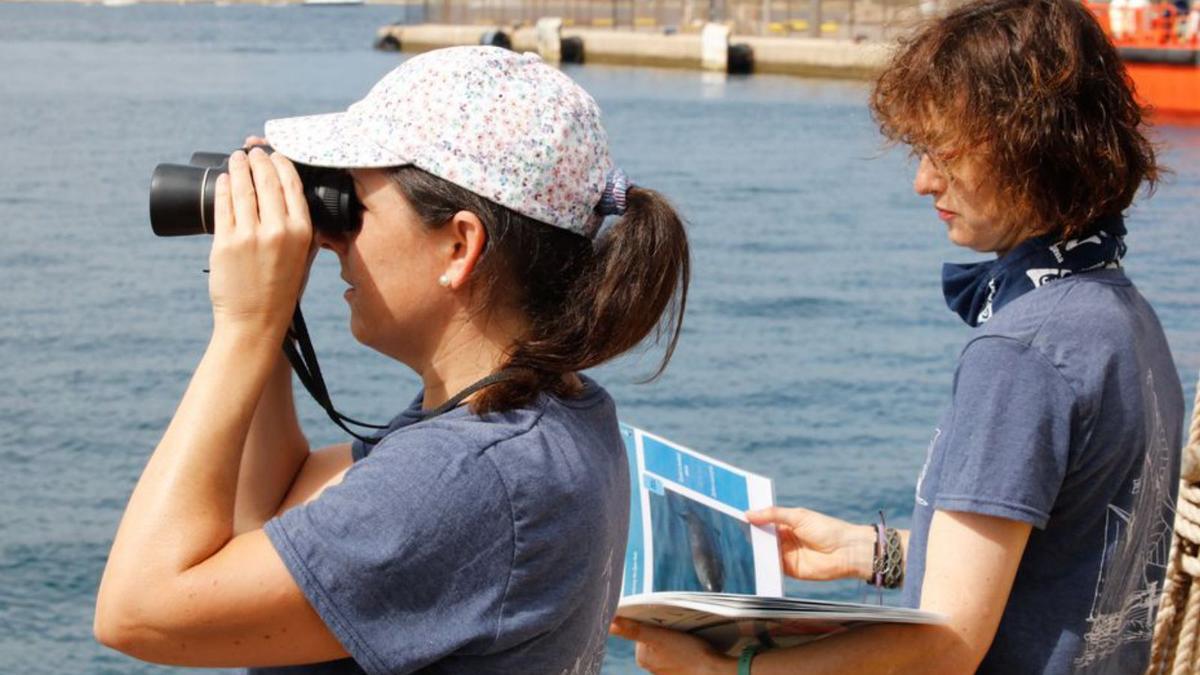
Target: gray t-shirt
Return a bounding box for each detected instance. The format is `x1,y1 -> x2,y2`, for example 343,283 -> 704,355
253,377 -> 630,675
903,269 -> 1182,674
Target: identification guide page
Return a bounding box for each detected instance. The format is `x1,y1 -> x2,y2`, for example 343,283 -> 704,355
616,423 -> 944,655
619,423 -> 781,598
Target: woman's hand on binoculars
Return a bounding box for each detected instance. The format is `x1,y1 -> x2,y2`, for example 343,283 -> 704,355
241,136 -> 322,293
209,147 -> 314,341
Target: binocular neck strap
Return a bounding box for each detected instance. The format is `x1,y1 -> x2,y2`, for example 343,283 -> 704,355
282,305 -> 518,444
418,370 -> 517,419
284,305 -> 388,444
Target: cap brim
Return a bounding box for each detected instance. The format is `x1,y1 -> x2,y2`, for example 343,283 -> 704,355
264,111 -> 407,169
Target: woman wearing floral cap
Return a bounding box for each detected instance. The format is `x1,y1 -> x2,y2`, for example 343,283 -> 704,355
612,0 -> 1182,673
95,46 -> 689,674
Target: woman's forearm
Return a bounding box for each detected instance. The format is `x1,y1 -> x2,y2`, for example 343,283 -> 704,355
99,327 -> 279,608
748,622 -> 970,675
233,350 -> 310,534
615,617 -> 972,675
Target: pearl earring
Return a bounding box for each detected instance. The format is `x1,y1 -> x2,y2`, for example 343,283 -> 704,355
438,274 -> 451,288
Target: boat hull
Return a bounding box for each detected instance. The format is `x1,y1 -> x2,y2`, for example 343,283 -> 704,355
1084,3 -> 1200,122
1124,60 -> 1200,119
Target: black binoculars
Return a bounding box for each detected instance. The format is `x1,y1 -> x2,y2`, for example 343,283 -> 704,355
149,149 -> 361,237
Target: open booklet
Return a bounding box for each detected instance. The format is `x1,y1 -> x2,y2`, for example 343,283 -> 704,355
616,423 -> 944,656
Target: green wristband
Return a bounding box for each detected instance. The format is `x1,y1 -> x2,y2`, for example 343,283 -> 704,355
738,644 -> 760,675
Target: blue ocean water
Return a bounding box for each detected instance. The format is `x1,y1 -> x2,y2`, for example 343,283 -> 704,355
0,3 -> 1196,673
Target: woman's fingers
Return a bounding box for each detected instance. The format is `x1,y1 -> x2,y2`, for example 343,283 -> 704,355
270,152 -> 309,227
610,618 -> 728,674
747,505 -> 814,529
609,617 -> 641,640
227,150 -> 259,231
270,152 -> 317,292
248,147 -> 286,230
747,506 -> 877,581
243,135 -> 268,148
207,147 -> 312,335
213,173 -> 234,239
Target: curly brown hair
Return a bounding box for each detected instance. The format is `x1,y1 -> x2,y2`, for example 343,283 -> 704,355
870,0 -> 1160,241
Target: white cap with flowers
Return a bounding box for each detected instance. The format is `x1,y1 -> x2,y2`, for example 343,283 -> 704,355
264,46 -> 614,237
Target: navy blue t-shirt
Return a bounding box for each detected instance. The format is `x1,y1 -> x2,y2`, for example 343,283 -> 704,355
904,269 -> 1183,674
253,377 -> 630,675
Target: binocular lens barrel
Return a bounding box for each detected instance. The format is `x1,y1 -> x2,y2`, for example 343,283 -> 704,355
189,151 -> 231,169
148,150 -> 362,238
150,163 -> 222,237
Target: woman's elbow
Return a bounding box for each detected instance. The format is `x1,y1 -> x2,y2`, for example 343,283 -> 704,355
94,602 -> 139,655
920,620 -> 994,675
93,588 -> 170,660
94,592 -> 140,654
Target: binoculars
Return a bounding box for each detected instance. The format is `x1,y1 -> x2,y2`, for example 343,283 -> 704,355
149,149 -> 362,237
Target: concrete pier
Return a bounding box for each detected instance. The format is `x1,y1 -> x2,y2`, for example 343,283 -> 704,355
740,35 -> 894,78
375,23 -> 894,79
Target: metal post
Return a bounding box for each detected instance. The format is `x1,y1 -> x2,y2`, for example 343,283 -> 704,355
809,0 -> 820,36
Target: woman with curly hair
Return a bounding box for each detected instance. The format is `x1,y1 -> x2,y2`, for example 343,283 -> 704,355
612,0 -> 1183,672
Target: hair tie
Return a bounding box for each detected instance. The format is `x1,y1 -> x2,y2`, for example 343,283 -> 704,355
595,168 -> 631,217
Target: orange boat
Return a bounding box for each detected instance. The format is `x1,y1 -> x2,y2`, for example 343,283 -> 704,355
1086,2 -> 1200,120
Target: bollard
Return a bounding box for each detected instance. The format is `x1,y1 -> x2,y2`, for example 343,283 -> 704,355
701,22 -> 731,71
536,17 -> 563,62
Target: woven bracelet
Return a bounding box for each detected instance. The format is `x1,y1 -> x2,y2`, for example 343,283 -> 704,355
870,513 -> 904,589
880,527 -> 904,589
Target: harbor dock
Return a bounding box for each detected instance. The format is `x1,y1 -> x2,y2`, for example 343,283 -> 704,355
375,21 -> 894,78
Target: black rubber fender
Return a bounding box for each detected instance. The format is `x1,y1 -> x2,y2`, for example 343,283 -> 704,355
561,36 -> 585,63
374,33 -> 401,52
480,30 -> 513,50
727,43 -> 754,75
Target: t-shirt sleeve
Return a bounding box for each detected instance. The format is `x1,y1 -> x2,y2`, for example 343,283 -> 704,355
933,336 -> 1078,529
263,429 -> 514,675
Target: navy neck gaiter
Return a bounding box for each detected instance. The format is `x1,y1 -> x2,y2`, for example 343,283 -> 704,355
942,214 -> 1127,327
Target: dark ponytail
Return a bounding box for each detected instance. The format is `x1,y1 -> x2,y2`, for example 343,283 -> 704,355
390,167 -> 690,413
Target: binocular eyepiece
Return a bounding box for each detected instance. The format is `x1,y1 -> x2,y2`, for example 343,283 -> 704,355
149,149 -> 362,237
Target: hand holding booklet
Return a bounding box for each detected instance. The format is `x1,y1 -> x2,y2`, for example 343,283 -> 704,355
616,423 -> 943,656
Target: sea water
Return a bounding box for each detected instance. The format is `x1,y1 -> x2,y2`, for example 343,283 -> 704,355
1,4 -> 1197,672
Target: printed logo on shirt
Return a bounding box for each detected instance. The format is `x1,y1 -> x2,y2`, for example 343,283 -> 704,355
914,428 -> 941,507
561,548 -> 616,675
1075,370 -> 1175,669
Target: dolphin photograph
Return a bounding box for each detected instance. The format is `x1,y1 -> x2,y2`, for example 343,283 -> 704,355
649,490 -> 756,595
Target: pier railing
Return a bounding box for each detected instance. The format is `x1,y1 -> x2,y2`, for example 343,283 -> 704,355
424,0 -> 933,40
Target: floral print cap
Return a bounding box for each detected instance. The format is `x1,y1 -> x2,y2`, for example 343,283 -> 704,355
265,46 -> 613,236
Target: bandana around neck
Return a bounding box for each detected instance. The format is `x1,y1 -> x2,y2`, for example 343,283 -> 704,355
941,214 -> 1127,327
